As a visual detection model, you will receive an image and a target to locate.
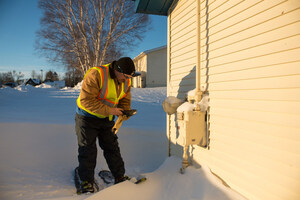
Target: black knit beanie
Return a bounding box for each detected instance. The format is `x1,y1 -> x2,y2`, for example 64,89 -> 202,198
113,57 -> 140,77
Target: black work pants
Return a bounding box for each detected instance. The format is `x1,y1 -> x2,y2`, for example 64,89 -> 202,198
75,113 -> 125,182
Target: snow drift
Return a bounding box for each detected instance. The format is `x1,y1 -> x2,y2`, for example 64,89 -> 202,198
0,84 -> 245,200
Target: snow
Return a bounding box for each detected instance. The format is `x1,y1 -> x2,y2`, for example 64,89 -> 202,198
36,81 -> 66,89
162,96 -> 184,115
177,89 -> 210,113
177,102 -> 195,113
0,85 -> 245,200
198,94 -> 209,112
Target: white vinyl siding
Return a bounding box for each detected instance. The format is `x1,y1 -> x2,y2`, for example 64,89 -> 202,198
167,0 -> 197,156
167,0 -> 300,199
168,0 -> 197,99
133,55 -> 147,88
146,48 -> 167,87
133,46 -> 167,88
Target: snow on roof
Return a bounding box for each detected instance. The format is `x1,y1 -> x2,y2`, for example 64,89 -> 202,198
133,45 -> 167,60
26,78 -> 41,85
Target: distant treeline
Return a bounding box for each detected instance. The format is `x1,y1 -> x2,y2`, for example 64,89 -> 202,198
0,69 -> 82,87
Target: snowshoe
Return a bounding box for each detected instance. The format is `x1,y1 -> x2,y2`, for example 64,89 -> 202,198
98,170 -> 115,184
98,170 -> 146,185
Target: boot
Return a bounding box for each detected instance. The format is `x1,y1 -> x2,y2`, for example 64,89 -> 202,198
114,176 -> 129,184
75,167 -> 99,194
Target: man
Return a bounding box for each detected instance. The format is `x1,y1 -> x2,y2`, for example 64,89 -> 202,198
75,57 -> 139,194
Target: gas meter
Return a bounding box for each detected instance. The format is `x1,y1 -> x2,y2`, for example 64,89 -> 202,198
177,110 -> 206,147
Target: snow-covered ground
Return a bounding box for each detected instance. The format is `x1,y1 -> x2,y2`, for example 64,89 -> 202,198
0,84 -> 245,200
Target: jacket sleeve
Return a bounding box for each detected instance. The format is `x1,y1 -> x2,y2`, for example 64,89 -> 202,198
118,86 -> 131,110
78,69 -> 113,116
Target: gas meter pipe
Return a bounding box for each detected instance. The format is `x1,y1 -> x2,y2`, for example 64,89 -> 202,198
195,0 -> 202,111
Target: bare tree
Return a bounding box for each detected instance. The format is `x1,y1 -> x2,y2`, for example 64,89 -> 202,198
31,70 -> 38,79
12,70 -> 25,84
0,72 -> 14,84
45,70 -> 59,81
64,67 -> 83,87
36,0 -> 150,76
0,71 -> 24,84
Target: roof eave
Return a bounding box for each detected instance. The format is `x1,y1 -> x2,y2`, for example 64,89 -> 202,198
134,0 -> 174,16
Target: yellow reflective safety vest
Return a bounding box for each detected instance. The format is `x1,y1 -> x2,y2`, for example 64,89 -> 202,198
77,64 -> 131,121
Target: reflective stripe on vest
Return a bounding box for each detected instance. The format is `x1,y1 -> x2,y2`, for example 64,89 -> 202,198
77,64 -> 131,121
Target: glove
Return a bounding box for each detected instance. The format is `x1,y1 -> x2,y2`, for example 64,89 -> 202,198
120,109 -> 137,121
122,115 -> 130,121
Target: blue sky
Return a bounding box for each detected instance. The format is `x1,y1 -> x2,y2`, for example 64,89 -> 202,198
0,0 -> 167,79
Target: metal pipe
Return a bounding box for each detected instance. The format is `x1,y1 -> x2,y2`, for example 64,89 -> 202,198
195,0 -> 202,110
167,7 -> 172,157
180,145 -> 189,174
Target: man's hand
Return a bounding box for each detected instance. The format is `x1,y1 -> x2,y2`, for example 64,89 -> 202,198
110,108 -> 124,116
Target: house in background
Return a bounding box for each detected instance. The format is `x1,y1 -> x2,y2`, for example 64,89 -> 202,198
132,45 -> 167,88
25,78 -> 41,86
135,0 -> 300,199
3,82 -> 17,88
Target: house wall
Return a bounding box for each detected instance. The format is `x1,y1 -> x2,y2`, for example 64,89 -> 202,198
167,0 -> 300,199
133,54 -> 147,88
133,47 -> 167,88
146,47 -> 167,87
167,0 -> 197,158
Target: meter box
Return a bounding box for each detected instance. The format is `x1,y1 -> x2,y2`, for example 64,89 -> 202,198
176,110 -> 206,147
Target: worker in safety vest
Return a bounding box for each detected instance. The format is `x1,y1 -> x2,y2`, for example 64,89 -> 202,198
75,57 -> 140,194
